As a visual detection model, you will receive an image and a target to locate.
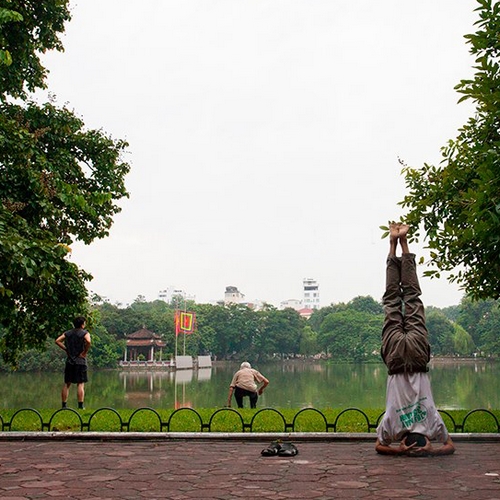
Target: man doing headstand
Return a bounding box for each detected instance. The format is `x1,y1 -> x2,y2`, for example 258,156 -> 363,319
375,223 -> 455,456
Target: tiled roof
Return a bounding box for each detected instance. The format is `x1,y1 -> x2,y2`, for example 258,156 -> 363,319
126,328 -> 162,340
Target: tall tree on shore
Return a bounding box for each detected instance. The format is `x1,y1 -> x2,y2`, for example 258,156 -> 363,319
0,1 -> 130,364
399,0 -> 500,300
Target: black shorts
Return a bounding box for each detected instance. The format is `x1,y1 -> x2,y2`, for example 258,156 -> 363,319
64,363 -> 88,384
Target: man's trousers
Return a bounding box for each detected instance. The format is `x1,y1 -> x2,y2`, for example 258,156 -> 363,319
381,253 -> 431,375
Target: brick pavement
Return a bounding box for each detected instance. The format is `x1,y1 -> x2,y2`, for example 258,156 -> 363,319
0,438 -> 500,499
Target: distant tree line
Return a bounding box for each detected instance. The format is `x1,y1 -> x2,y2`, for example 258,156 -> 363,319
1,294 -> 499,372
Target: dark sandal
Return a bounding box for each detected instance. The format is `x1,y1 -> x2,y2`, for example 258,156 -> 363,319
278,442 -> 298,457
261,441 -> 281,456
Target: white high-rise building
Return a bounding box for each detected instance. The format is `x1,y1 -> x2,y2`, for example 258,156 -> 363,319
303,278 -> 320,309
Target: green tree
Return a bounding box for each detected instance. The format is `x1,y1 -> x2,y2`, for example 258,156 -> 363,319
309,303 -> 346,333
0,101 -> 129,363
88,324 -> 126,368
257,307 -> 304,359
319,310 -> 382,361
476,307 -> 500,355
299,325 -> 318,356
193,303 -> 228,358
456,296 -> 498,347
222,304 -> 259,359
348,296 -> 383,315
399,0 -> 500,300
0,336 -> 64,372
426,309 -> 456,355
0,1 -> 70,99
452,323 -> 476,355
94,302 -> 130,338
0,6 -> 23,68
440,305 -> 461,323
0,2 -> 130,364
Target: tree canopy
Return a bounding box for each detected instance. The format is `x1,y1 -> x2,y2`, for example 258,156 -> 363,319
0,1 -> 70,99
0,1 -> 130,363
399,0 -> 500,300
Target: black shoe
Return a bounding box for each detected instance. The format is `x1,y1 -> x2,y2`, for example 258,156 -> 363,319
278,442 -> 298,457
261,441 -> 281,456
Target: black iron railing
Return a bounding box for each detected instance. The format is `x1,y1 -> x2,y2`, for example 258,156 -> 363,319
1,407 -> 499,433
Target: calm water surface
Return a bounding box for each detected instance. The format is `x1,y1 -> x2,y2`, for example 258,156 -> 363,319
0,360 -> 497,410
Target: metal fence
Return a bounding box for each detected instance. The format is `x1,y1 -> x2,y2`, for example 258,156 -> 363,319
1,407 -> 499,433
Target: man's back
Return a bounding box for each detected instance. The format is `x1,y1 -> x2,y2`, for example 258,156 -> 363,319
65,328 -> 88,364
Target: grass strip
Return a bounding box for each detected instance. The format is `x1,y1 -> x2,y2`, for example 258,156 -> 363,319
1,408 -> 498,433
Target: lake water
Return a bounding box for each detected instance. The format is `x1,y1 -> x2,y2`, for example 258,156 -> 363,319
0,360 -> 498,410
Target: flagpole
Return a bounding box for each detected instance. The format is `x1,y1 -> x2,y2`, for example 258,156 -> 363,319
174,309 -> 179,362
183,293 -> 187,356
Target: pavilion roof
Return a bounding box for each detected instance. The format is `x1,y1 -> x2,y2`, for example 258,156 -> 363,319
126,327 -> 162,340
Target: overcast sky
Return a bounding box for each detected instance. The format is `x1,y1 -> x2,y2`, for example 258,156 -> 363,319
39,0 -> 478,308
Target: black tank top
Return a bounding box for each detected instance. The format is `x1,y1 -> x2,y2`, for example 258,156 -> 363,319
65,328 -> 88,365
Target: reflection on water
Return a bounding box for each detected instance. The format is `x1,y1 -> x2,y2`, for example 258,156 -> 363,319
0,361 -> 498,410
115,368 -> 213,409
198,368 -> 212,381
175,369 -> 193,384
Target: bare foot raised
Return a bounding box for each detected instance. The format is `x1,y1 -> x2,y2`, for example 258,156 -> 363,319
388,222 -> 400,256
398,224 -> 410,239
389,222 -> 400,241
398,224 -> 410,254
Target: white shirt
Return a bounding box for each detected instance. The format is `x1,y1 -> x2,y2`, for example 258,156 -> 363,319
376,372 -> 449,445
230,368 -> 265,392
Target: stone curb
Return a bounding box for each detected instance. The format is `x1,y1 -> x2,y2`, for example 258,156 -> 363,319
0,431 -> 499,441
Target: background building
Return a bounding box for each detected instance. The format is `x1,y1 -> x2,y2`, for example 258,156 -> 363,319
280,298 -> 302,311
224,286 -> 245,305
158,286 -> 195,304
303,278 -> 320,309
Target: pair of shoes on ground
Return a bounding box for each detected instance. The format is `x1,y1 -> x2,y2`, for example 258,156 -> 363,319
261,441 -> 298,457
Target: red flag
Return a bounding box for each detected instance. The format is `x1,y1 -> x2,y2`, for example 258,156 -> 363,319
179,312 -> 195,334
174,310 -> 180,336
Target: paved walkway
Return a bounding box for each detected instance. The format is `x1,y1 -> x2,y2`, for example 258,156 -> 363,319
1,437 -> 500,499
